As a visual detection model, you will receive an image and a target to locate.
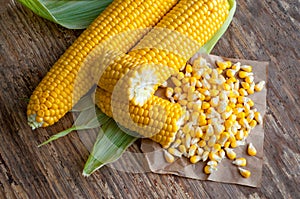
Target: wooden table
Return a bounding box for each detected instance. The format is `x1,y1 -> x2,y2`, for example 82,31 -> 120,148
0,0 -> 299,198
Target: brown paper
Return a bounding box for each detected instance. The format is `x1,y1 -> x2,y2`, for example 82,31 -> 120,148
141,54 -> 268,187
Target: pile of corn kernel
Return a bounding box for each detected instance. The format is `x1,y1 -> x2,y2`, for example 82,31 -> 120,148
162,57 -> 265,178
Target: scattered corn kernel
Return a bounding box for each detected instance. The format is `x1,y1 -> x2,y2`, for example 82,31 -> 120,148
254,81 -> 265,92
238,167 -> 251,178
164,150 -> 175,163
247,143 -> 257,156
232,157 -> 247,167
225,148 -> 236,160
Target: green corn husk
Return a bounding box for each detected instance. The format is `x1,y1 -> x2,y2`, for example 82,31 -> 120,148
17,0 -> 113,29
35,0 -> 236,176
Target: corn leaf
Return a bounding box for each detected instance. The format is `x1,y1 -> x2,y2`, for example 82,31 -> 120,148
83,119 -> 137,176
200,0 -> 236,53
17,0 -> 113,29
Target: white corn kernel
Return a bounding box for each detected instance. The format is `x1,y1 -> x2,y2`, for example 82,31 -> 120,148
188,145 -> 197,157
168,148 -> 182,157
207,160 -> 218,167
240,65 -> 252,72
171,139 -> 182,148
232,157 -> 247,167
197,147 -> 204,156
202,151 -> 210,161
164,150 -> 175,163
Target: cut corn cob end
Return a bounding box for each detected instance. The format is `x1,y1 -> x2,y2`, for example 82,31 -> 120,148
27,114 -> 43,129
127,64 -> 178,106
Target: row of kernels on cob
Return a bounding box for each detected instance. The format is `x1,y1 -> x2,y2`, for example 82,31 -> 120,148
162,56 -> 265,178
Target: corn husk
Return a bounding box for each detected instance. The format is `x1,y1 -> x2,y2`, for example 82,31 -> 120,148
17,0 -> 113,29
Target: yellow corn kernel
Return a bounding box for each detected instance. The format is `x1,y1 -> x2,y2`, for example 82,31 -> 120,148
254,81 -> 266,92
164,150 -> 175,163
227,77 -> 237,84
232,157 -> 247,167
202,102 -> 210,110
212,144 -> 221,153
247,143 -> 257,156
224,141 -> 231,148
177,72 -> 185,80
230,140 -> 237,148
226,69 -> 237,77
186,65 -> 193,73
238,167 -> 251,178
241,82 -> 250,90
239,88 -> 248,96
248,99 -> 255,107
239,71 -> 253,78
245,76 -> 254,84
225,148 -> 236,160
190,155 -> 201,164
223,83 -> 231,91
246,82 -> 255,95
249,120 -> 257,128
216,61 -> 231,70
204,165 -> 212,174
198,140 -> 206,148
236,112 -> 246,119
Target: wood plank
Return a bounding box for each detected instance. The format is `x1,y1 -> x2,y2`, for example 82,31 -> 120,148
0,0 -> 299,198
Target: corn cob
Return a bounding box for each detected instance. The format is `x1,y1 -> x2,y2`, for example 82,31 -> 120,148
27,0 -> 179,129
95,87 -> 184,148
98,0 -> 230,106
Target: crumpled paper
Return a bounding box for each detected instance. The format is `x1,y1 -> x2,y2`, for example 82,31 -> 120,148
140,54 -> 268,187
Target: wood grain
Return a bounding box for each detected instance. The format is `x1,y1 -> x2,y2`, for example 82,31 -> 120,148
0,0 -> 299,198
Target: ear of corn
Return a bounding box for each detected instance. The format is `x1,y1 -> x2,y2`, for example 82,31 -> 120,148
27,0 -> 179,129
95,87 -> 184,148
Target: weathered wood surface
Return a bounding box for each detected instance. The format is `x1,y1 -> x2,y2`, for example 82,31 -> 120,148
0,0 -> 299,198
